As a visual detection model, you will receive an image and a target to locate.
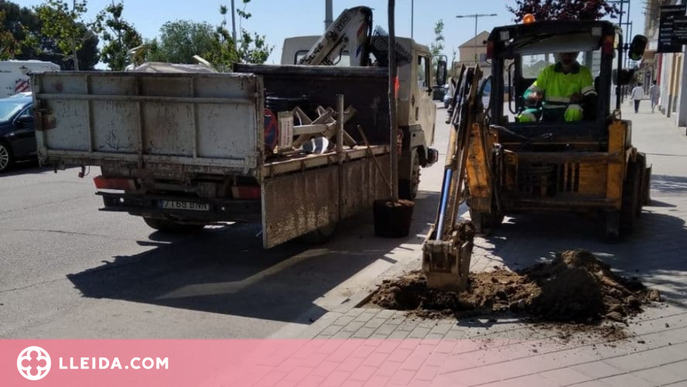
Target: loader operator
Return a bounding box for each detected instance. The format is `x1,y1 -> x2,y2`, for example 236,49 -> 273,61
518,52 -> 597,123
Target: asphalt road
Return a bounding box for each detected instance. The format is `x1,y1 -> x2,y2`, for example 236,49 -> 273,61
0,105 -> 453,339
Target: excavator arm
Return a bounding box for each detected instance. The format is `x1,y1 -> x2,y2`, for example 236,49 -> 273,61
422,65 -> 491,291
298,7 -> 373,66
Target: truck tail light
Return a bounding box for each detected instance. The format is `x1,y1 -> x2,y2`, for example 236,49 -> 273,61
93,176 -> 136,191
603,35 -> 614,55
486,41 -> 495,60
232,186 -> 261,200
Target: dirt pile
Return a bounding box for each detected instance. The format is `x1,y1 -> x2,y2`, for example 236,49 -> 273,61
370,250 -> 661,323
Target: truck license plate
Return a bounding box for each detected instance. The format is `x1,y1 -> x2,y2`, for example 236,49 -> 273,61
160,201 -> 210,212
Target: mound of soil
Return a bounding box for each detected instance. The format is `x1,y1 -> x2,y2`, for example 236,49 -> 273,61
370,250 -> 661,323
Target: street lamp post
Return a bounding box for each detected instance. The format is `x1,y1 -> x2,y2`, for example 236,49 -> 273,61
456,13 -> 497,63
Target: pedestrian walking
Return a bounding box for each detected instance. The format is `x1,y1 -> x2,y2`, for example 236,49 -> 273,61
649,80 -> 659,113
631,83 -> 644,113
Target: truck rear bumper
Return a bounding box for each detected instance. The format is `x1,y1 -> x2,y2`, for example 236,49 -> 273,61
97,192 -> 262,223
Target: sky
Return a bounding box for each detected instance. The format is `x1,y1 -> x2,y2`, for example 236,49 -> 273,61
16,0 -> 647,65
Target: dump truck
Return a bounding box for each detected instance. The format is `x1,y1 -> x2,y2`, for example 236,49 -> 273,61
423,20 -> 650,290
31,6 -> 441,249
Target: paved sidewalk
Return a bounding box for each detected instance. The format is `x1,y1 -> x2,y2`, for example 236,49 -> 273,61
265,106 -> 687,387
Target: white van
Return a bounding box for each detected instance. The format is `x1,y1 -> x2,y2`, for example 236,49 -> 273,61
0,60 -> 60,98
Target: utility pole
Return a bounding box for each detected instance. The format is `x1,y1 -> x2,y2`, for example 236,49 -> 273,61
411,0 -> 414,39
72,0 -> 79,70
231,0 -> 237,45
325,0 -> 333,30
456,13 -> 497,63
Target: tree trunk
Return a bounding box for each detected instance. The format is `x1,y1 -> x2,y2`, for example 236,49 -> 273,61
72,38 -> 80,71
388,0 -> 398,202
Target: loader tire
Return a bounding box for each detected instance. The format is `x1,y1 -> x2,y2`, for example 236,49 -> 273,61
469,209 -> 504,235
635,153 -> 648,217
143,217 -> 205,233
619,160 -> 641,237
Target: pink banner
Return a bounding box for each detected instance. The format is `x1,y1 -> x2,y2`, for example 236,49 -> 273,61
2,339 -> 537,386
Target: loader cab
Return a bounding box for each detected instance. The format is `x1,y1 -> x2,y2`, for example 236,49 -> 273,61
487,21 -> 626,146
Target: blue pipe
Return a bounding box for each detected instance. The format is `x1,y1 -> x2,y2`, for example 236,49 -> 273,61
435,168 -> 453,239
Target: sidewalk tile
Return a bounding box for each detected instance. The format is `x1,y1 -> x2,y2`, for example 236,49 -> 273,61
352,327 -> 376,339
363,352 -> 388,367
342,322 -> 366,333
632,360 -> 687,385
311,361 -> 340,377
389,330 -> 410,340
571,360 -> 629,380
538,367 -> 591,386
365,318 -> 388,329
376,361 -> 403,377
408,327 -> 432,339
298,375 -> 325,387
363,376 -> 390,387
284,367 -> 314,382
351,345 -> 376,359
415,366 -> 440,381
350,366 -> 377,382
597,374 -> 653,387
322,371 -> 351,387
255,371 -> 287,387
337,357 -> 365,373
389,369 -> 416,386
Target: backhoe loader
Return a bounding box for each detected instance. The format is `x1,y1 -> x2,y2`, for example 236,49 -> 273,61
423,20 -> 651,290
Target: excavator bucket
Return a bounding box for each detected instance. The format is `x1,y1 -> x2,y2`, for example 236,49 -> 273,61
422,226 -> 474,291
422,65 -> 483,292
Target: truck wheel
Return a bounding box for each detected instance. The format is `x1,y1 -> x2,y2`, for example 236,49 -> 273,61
0,142 -> 14,173
143,217 -> 205,233
302,223 -> 337,245
399,151 -> 421,200
620,160 -> 641,236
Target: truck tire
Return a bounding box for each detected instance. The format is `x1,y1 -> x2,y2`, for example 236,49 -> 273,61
619,160 -> 641,236
143,217 -> 206,233
0,142 -> 14,173
302,223 -> 337,245
399,151 -> 421,200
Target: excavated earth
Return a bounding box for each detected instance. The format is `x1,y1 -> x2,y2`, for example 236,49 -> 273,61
370,250 -> 662,325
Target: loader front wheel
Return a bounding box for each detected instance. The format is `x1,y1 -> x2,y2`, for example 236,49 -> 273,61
469,210 -> 504,235
143,217 -> 206,233
620,160 -> 641,236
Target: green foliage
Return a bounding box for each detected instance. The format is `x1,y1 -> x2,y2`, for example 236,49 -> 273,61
430,19 -> 445,65
34,0 -> 91,70
0,10 -> 21,59
237,29 -> 271,64
145,20 -> 218,64
507,0 -> 619,22
93,1 -> 142,70
1,1 -> 97,69
207,4 -> 239,71
231,0 -> 273,65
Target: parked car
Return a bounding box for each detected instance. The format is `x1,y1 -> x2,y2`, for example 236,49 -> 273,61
0,95 -> 35,172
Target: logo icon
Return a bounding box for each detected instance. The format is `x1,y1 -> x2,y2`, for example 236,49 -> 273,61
17,346 -> 51,381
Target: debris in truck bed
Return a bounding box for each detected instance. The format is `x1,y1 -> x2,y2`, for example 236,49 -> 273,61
370,250 -> 659,324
